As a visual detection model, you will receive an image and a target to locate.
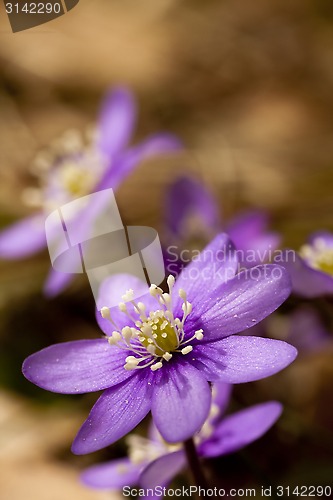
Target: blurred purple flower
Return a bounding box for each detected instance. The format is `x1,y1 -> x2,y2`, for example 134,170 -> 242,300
22,233 -> 296,454
164,176 -> 280,276
286,306 -> 331,352
0,87 -> 181,297
280,231 -> 333,297
81,383 -> 282,491
246,305 -> 331,353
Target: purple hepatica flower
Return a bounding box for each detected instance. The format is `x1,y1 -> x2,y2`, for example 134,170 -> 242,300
286,306 -> 331,352
164,176 -> 280,275
227,211 -> 281,268
246,306 -> 331,353
81,383 -> 282,492
0,87 -> 181,297
280,231 -> 333,298
22,233 -> 297,454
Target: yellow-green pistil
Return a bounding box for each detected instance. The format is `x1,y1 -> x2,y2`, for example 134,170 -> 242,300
140,316 -> 179,357
300,237 -> 333,276
101,275 -> 204,372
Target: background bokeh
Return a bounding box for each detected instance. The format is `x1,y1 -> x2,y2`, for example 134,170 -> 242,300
0,1 -> 333,499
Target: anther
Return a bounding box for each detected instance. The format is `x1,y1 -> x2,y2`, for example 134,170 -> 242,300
131,328 -> 139,338
181,345 -> 193,355
118,302 -> 127,313
125,356 -> 141,370
136,302 -> 147,321
101,307 -> 110,319
108,331 -> 122,345
122,289 -> 134,302
182,302 -> 192,314
151,362 -> 163,371
149,285 -> 163,297
167,275 -> 175,288
162,293 -> 171,304
163,352 -> 172,361
195,329 -> 204,340
125,355 -> 139,364
122,327 -> 133,342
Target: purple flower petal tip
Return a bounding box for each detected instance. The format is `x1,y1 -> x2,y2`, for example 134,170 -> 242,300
0,214 -> 46,259
165,175 -> 219,237
194,336 -> 297,384
81,458 -> 140,490
97,86 -> 137,157
200,400 -> 283,458
140,451 -> 186,489
192,263 -> 291,342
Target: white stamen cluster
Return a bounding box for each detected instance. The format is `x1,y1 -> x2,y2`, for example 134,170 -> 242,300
23,127 -> 105,210
300,237 -> 333,275
101,275 -> 204,372
126,435 -> 168,466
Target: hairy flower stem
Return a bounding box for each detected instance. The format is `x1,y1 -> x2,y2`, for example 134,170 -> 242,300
184,438 -> 208,493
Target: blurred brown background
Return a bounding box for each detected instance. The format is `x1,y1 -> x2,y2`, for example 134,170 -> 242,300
0,1 -> 333,499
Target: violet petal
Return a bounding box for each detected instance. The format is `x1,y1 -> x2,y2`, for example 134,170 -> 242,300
287,306 -> 330,351
97,87 -> 137,158
151,363 -> 211,443
199,401 -> 282,457
72,371 -> 153,454
81,458 -> 140,489
22,339 -> 131,393
308,231 -> 333,246
227,211 -> 280,256
188,264 -> 291,341
173,233 -> 238,316
191,336 -> 297,383
43,268 -> 74,297
0,214 -> 46,259
98,133 -> 182,192
139,451 -> 186,489
164,176 -> 219,238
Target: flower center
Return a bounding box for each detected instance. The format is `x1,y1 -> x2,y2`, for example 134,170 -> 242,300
139,315 -> 179,357
58,161 -> 96,197
101,275 -> 204,372
126,434 -> 175,466
22,128 -> 105,210
300,238 -> 333,276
